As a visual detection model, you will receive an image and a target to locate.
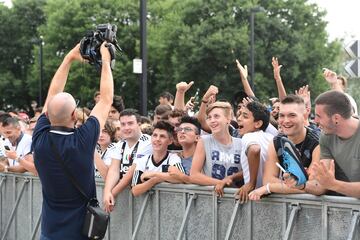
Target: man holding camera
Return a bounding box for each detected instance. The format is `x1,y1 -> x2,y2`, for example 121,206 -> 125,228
32,42 -> 113,240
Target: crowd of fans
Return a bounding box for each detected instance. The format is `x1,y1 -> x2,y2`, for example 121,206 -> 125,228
1,56 -> 360,213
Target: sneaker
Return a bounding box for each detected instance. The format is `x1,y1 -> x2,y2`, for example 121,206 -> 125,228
279,137 -> 308,185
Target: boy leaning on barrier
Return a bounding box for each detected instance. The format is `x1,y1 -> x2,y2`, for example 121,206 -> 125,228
235,101 -> 273,203
249,95 -> 326,200
103,109 -> 152,212
189,101 -> 243,197
131,121 -> 185,196
167,116 -> 201,183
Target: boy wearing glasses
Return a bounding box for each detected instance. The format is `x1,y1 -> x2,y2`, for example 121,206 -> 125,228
168,116 -> 201,183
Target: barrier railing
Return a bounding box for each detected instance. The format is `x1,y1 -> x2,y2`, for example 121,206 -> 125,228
1,173 -> 359,240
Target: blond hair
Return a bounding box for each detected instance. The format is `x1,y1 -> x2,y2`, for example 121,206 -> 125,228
206,101 -> 233,118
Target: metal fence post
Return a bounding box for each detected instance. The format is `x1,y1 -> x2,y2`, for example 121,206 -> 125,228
283,203 -> 301,240
347,210 -> 360,240
224,200 -> 240,240
131,191 -> 152,240
1,178 -> 29,240
176,193 -> 197,240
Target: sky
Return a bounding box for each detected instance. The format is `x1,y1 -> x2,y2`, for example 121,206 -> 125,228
309,0 -> 360,44
1,0 -> 359,44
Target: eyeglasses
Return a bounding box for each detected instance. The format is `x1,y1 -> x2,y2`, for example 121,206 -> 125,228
176,127 -> 196,133
72,99 -> 80,117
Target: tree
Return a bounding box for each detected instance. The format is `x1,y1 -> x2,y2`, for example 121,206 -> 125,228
0,0 -> 342,113
146,0 -> 342,108
28,0 -> 141,109
0,0 -> 45,110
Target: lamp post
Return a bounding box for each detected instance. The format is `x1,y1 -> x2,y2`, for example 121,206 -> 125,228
39,36 -> 44,107
139,0 -> 147,116
249,6 -> 265,92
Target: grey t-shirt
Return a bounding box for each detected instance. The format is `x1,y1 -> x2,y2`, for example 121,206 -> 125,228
202,135 -> 242,180
181,155 -> 192,176
320,121 -> 360,182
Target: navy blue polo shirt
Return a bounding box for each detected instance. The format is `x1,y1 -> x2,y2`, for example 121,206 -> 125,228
33,113 -> 99,240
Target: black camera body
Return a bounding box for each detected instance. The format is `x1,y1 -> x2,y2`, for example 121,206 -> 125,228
80,23 -> 122,71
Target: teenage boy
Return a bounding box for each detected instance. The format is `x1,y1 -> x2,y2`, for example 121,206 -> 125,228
249,95 -> 325,200
168,116 -> 201,183
103,109 -> 152,212
190,102 -> 243,197
131,121 -> 185,196
235,101 -> 273,202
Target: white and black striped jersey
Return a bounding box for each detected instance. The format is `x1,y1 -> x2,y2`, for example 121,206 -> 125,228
132,152 -> 184,186
96,143 -> 116,166
108,134 -> 152,177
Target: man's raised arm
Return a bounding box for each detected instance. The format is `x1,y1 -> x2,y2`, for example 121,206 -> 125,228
42,44 -> 84,113
90,42 -> 114,130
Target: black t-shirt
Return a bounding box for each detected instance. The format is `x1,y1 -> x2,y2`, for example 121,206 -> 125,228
274,127 -> 319,168
33,113 -> 100,239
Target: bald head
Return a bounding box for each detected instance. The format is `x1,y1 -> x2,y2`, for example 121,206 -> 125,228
47,92 -> 77,125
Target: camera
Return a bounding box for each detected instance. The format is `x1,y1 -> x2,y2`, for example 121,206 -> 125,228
80,23 -> 122,71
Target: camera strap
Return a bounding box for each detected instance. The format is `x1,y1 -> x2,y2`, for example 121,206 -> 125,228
48,134 -> 90,202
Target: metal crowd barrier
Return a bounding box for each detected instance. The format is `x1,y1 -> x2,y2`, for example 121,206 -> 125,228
1,172 -> 359,240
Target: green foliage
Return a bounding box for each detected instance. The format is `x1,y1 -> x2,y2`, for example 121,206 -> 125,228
28,0 -> 140,109
0,0 -> 344,113
0,0 -> 45,110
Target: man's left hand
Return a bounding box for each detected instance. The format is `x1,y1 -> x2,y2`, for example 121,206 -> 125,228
312,159 -> 335,189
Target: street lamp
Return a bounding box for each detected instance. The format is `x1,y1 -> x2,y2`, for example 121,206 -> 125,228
31,36 -> 45,107
39,36 -> 44,107
139,0 -> 147,116
249,6 -> 265,93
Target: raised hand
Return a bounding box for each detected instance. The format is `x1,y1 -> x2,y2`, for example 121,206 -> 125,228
272,57 -> 283,81
100,42 -> 111,62
323,68 -> 338,84
295,85 -> 311,110
67,43 -> 84,62
176,81 -> 194,93
185,98 -> 195,111
241,97 -> 254,107
202,85 -> 218,103
236,59 -> 248,80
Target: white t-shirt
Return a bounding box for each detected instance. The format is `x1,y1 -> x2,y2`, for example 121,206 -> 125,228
345,93 -> 358,116
4,133 -> 32,166
108,134 -> 152,176
132,152 -> 183,185
240,130 -> 273,187
0,135 -> 6,158
265,123 -> 278,136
